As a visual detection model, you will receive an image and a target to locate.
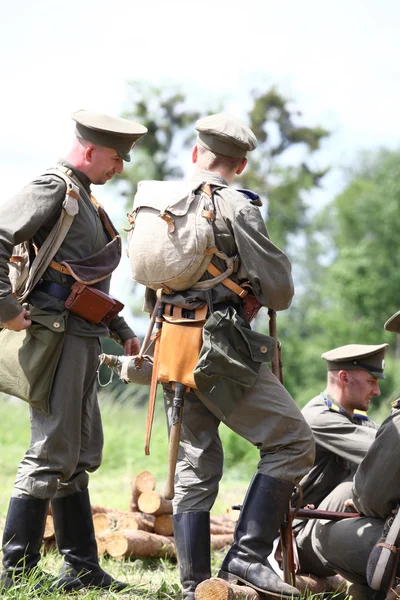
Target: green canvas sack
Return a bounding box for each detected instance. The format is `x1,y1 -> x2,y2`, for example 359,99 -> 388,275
0,305 -> 68,414
193,307 -> 276,421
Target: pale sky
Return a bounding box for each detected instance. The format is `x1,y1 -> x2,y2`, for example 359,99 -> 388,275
1,0 -> 399,316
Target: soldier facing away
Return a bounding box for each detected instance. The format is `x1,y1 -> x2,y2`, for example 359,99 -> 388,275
0,110 -> 147,591
132,114 -> 315,599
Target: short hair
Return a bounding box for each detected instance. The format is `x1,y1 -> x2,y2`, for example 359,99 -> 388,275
197,144 -> 244,172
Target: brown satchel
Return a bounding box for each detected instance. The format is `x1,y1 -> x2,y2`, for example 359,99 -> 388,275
65,282 -> 124,325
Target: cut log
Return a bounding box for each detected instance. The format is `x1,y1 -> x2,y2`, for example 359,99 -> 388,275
91,504 -> 124,516
43,515 -> 55,540
210,534 -> 233,551
195,577 -> 259,599
154,514 -> 173,536
137,491 -> 173,516
131,471 -> 156,511
105,529 -> 176,560
296,573 -> 347,594
116,512 -> 155,532
42,538 -> 57,556
210,524 -> 235,535
95,530 -> 112,557
210,515 -> 236,526
93,512 -> 115,534
195,574 -> 347,600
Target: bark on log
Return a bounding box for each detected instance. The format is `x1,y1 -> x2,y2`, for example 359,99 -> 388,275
131,471 -> 156,511
91,503 -> 124,516
296,573 -> 347,594
42,538 -> 57,556
195,574 -> 347,600
95,531 -> 111,557
105,529 -> 176,560
210,524 -> 235,535
137,491 -> 173,516
210,534 -> 234,551
116,512 -> 155,532
43,515 -> 55,540
195,577 -> 259,599
210,515 -> 237,527
154,514 -> 173,536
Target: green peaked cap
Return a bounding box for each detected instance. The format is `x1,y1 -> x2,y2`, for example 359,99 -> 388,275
72,109 -> 147,162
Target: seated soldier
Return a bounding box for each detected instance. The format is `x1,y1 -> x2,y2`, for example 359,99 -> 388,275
293,343 -> 387,576
310,311 -> 400,599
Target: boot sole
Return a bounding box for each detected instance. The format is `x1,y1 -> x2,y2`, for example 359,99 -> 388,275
219,570 -> 299,598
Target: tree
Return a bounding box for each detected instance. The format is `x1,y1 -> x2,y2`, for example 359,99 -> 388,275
281,149 -> 400,409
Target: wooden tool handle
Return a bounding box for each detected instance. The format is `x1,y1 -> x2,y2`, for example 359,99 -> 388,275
164,414 -> 183,500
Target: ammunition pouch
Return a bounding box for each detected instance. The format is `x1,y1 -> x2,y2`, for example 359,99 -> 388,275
65,282 -> 124,325
157,304 -> 207,389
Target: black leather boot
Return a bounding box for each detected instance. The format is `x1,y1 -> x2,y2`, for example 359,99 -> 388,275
172,512 -> 211,600
219,473 -> 300,598
51,488 -> 130,591
0,497 -> 50,590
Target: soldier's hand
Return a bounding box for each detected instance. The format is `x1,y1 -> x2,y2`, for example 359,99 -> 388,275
124,336 -> 140,356
3,308 -> 32,331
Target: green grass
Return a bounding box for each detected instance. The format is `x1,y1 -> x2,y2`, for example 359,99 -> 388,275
0,391 -> 258,599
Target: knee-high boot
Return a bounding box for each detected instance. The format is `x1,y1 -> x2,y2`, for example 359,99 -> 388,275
0,497 -> 48,589
51,488 -> 130,591
172,511 -> 211,600
219,473 -> 300,598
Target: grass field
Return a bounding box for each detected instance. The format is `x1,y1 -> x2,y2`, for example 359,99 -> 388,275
0,391 -> 258,599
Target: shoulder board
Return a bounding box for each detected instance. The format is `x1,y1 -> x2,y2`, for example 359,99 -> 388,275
236,188 -> 263,207
392,399 -> 400,409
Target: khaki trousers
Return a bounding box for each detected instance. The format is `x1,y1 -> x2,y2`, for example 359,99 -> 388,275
163,363 -> 314,513
13,334 -> 103,499
311,480 -> 384,585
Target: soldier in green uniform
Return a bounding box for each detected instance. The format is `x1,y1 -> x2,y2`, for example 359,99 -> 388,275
309,320 -> 400,597
294,344 -> 386,575
140,115 -> 315,600
0,110 -> 147,591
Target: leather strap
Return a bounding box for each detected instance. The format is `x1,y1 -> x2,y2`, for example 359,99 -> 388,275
206,263 -> 248,298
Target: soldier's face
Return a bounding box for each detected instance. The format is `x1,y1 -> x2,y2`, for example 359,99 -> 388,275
345,370 -> 381,412
87,146 -> 124,184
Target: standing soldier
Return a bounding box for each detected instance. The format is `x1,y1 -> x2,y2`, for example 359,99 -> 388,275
0,110 -> 147,592
293,344 -> 386,576
131,114 -> 315,599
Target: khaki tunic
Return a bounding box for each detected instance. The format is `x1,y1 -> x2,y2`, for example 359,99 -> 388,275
352,406 -> 400,519
161,170 -> 314,513
295,393 -> 378,509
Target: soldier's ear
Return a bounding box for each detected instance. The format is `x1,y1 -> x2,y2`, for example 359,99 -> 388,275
338,370 -> 349,385
236,157 -> 247,175
191,145 -> 198,164
85,145 -> 95,163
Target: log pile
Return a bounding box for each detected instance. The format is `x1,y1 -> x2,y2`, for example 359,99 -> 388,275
41,470 -> 237,561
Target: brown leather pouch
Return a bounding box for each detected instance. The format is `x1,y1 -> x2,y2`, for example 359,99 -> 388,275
157,305 -> 207,389
65,282 -> 124,324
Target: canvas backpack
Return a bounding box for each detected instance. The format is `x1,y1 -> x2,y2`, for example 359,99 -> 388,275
127,179 -> 238,292
8,167 -> 81,303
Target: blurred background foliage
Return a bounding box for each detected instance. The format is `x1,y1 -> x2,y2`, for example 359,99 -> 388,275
101,81 -> 400,426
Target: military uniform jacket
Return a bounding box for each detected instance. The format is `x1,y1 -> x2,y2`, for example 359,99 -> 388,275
145,169 -> 294,312
146,169 -> 294,421
0,161 -> 133,341
294,393 -> 378,509
352,406 -> 400,519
